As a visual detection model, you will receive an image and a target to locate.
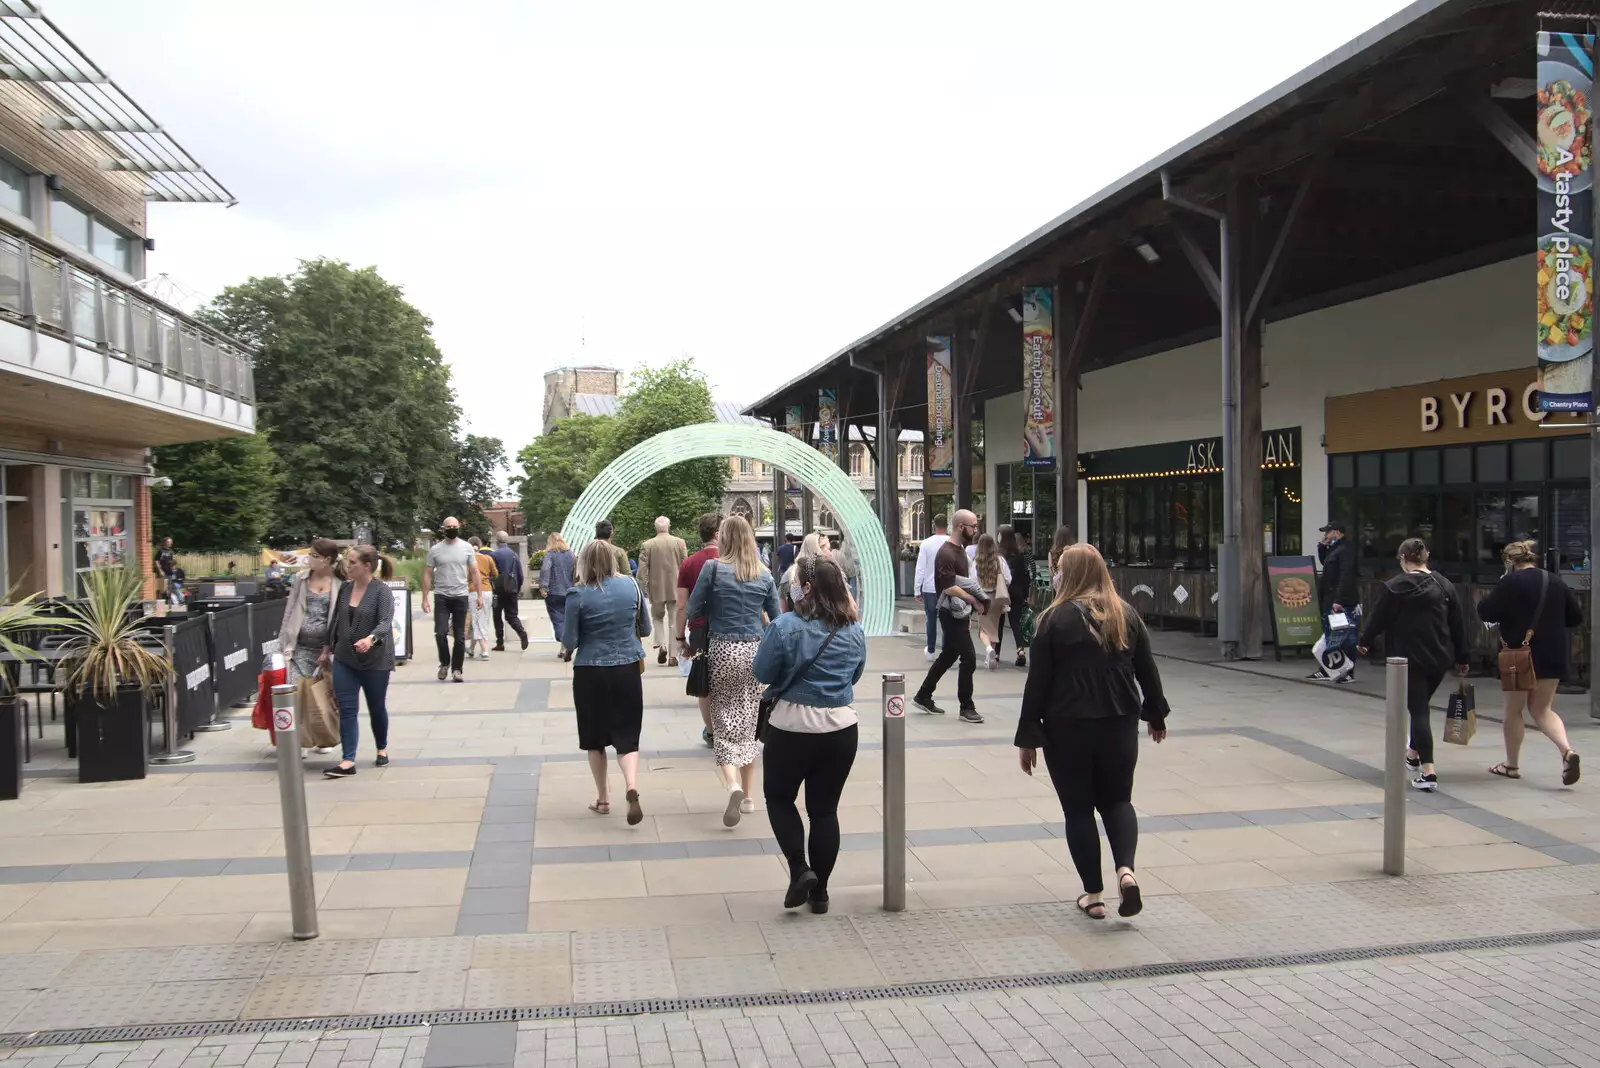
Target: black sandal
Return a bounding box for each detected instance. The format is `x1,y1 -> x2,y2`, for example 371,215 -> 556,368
1564,751 -> 1582,787
1117,872 -> 1143,918
1075,894 -> 1106,920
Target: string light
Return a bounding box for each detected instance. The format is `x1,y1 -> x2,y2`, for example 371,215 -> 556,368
1083,461 -> 1299,482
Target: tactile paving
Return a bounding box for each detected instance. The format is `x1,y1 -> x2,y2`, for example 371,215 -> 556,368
368,937 -> 475,974
1188,883 -> 1369,923
570,959 -> 677,1003
130,979 -> 255,1024
868,941 -> 980,984
849,911 -> 955,949
571,927 -> 669,964
759,916 -> 864,954
1140,924 -> 1267,963
464,966 -> 572,1008
670,954 -> 782,997
936,905 -> 1048,941
160,944 -> 278,982
242,974 -> 363,1020
54,948 -> 177,989
353,970 -> 467,1013
471,933 -> 571,970
266,939 -> 378,977
0,952 -> 74,991
960,936 -> 1078,978
771,948 -> 885,991
7,984 -> 148,1030
665,922 -> 769,958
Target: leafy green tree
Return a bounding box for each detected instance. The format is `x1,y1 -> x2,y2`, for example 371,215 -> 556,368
201,260 -> 461,546
437,434 -> 507,540
604,360 -> 728,550
514,414 -> 614,536
151,433 -> 280,551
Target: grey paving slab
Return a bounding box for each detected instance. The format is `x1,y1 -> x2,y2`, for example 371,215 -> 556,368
681,840 -> 765,859
466,864 -> 537,890
54,863 -> 150,882
971,824 -> 1052,844
605,844 -> 689,862
451,914 -> 527,937
0,866 -> 65,884
394,852 -> 478,870
345,855 -> 395,872
461,889 -> 532,917
473,844 -> 537,866
1172,812 -> 1250,831
528,848 -> 609,866
904,828 -> 981,847
424,1022 -> 517,1068
474,825 -> 536,845
136,860 -> 232,878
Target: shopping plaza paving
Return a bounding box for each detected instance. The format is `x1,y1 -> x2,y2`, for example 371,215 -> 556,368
6,609 -> 1600,1066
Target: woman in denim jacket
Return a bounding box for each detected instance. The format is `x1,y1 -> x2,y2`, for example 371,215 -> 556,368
564,540 -> 652,825
754,557 -> 867,913
540,533 -> 577,659
687,515 -> 780,826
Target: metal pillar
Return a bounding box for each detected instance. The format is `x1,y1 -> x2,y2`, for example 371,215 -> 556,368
271,683 -> 320,939
1053,272 -> 1079,541
149,623 -> 196,766
881,672 -> 906,912
191,612 -> 230,732
771,458 -> 786,539
1383,658 -> 1408,876
1217,196 -> 1243,657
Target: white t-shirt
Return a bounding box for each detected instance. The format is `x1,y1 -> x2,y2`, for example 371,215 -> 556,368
914,533 -> 950,595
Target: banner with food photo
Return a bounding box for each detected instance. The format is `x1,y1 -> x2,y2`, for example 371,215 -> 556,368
1536,30 -> 1596,413
1021,286 -> 1056,468
926,336 -> 955,478
817,388 -> 839,463
1265,555 -> 1321,649
784,405 -> 805,494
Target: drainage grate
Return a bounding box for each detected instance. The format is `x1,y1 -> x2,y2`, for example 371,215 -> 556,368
5,928 -> 1600,1048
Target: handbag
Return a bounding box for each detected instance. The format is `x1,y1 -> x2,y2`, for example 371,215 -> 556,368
1443,682 -> 1476,745
757,628 -> 841,742
295,671 -> 340,749
632,578 -> 648,675
1497,570 -> 1548,693
685,563 -> 716,698
1017,606 -> 1037,647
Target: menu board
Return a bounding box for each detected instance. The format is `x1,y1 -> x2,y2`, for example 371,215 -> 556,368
1266,556 -> 1321,649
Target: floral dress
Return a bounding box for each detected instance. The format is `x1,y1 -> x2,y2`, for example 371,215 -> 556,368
288,589 -> 331,683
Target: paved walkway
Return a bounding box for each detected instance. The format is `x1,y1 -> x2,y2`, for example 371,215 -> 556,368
3,602 -> 1600,1053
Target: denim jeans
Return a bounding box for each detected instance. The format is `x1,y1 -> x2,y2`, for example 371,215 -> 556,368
332,660 -> 390,763
922,591 -> 940,653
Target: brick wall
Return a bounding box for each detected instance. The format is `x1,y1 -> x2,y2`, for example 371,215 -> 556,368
0,82 -> 147,235
134,476 -> 154,599
574,368 -> 621,395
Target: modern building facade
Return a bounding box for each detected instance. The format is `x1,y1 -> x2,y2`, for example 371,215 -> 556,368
0,5 -> 251,598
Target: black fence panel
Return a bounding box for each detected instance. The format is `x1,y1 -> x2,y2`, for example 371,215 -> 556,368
251,597 -> 288,665
209,605 -> 254,709
167,616 -> 215,734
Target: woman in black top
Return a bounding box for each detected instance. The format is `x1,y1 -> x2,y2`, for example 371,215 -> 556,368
1355,538 -> 1468,792
1016,543 -> 1169,921
998,525 -> 1032,667
324,545 -> 396,778
1478,540 -> 1584,785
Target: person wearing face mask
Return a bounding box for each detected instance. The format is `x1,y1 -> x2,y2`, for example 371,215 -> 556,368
780,532 -> 830,613
276,538 -> 342,755
421,516 -> 485,683
913,509 -> 988,723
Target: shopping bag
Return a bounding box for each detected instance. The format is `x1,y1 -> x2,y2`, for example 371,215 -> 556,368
1442,683 -> 1477,746
252,672 -> 274,731
295,672 -> 341,749
1017,607 -> 1036,647
1313,611 -> 1359,682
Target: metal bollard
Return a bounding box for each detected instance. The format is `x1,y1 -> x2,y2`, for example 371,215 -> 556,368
1383,657 -> 1408,877
149,624 -> 196,766
881,672 -> 906,911
270,684 -> 319,940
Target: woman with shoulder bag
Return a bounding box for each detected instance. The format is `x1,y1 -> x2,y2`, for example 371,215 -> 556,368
687,515 -> 780,827
1355,538 -> 1469,792
323,545 -> 396,777
563,539 -> 651,823
999,525 -> 1032,667
1478,540 -> 1584,785
1016,544 -> 1169,921
277,538 -> 342,754
968,533 -> 1012,670
754,557 -> 867,914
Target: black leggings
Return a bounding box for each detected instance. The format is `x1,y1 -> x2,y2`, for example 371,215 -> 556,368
1408,664 -> 1449,766
991,605 -> 1031,658
1041,715 -> 1140,895
763,723 -> 858,891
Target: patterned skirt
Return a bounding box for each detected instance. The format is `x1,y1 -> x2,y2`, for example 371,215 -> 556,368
709,637 -> 762,768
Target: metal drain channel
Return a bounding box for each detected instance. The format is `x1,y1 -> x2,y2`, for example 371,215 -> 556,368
5,927 -> 1600,1049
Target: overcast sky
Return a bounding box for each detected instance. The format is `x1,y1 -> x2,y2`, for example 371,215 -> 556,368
53,0 -> 1415,478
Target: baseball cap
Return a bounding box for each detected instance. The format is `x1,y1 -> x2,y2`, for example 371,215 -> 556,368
1318,522 -> 1347,534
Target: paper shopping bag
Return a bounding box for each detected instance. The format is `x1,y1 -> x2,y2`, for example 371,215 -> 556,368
1442,682 -> 1476,746
295,672 -> 341,749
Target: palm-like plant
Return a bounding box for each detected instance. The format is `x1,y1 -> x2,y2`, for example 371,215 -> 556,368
0,588 -> 52,695
57,566 -> 169,701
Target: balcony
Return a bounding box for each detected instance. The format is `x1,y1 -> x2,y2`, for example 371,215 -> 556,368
0,225 -> 254,447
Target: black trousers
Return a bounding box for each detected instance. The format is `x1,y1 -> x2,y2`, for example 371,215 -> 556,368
989,606 -> 1031,658
1408,663 -> 1449,765
434,594 -> 468,672
1041,715 -> 1140,895
493,593 -> 526,646
763,723 -> 858,892
918,611 -> 975,709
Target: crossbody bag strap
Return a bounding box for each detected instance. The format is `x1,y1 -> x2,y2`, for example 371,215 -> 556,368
1524,569 -> 1549,648
771,628 -> 841,705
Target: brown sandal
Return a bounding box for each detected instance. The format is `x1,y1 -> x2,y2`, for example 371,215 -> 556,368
1563,751 -> 1581,786
625,789 -> 643,825
1488,763 -> 1521,779
588,800 -> 611,814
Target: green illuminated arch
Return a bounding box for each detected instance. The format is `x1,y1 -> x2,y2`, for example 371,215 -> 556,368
561,424 -> 896,636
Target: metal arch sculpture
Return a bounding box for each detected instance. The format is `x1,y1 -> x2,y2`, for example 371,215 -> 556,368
561,424 -> 897,636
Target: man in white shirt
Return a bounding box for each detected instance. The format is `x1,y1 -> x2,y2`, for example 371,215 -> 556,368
913,513 -> 950,661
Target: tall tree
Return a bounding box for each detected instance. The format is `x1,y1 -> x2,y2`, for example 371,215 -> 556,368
151,433 -> 280,551
439,434 -> 507,540
201,260 -> 461,546
514,414 -> 614,537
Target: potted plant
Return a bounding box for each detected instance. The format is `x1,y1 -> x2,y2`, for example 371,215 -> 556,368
0,590 -> 50,800
57,567 -> 171,784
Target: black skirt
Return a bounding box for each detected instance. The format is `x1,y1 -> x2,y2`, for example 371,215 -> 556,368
572,663 -> 644,754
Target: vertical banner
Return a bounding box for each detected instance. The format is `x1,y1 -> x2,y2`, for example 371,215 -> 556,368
1536,30 -> 1596,412
1021,286 -> 1056,467
926,336 -> 954,478
817,389 -> 838,463
784,404 -> 804,494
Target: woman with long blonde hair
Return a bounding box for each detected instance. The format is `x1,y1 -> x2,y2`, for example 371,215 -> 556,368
1016,543 -> 1169,921
539,532 -> 576,656
968,533 -> 1011,669
781,532 -> 831,612
687,515 -> 780,825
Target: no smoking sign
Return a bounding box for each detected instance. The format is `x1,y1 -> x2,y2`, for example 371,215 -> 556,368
885,695 -> 905,718
273,707 -> 294,732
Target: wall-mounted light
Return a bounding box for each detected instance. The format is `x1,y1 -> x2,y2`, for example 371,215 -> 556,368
1133,242 -> 1161,264
1006,305 -> 1023,324
44,174 -> 60,191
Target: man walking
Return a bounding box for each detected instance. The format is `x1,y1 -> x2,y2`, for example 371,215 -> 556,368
582,519 -> 632,581
421,516 -> 484,683
1311,521 -> 1361,683
914,514 -> 951,662
489,531 -> 528,651
155,537 -> 178,604
677,512 -> 721,748
913,509 -> 986,723
638,516 -> 688,665
775,531 -> 802,577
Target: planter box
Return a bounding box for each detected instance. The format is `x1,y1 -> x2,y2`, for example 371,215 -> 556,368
73,687 -> 149,784
0,696 -> 19,800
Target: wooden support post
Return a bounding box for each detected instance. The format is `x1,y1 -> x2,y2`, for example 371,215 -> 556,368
1054,262 -> 1103,541
951,321 -> 971,512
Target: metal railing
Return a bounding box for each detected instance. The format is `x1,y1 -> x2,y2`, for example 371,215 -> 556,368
0,223 -> 254,404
